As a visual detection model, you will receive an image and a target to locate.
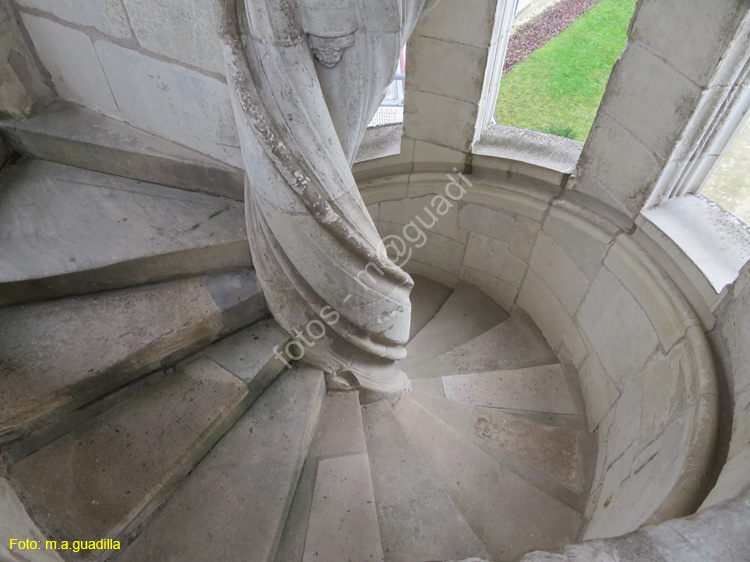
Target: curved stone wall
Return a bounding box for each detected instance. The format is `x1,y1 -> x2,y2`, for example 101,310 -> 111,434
357,148 -> 720,540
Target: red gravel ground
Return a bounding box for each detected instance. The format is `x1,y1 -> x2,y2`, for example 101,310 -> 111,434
504,0 -> 601,73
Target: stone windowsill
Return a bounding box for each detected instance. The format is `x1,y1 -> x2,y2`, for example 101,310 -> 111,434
354,124 -> 403,164
640,195 -> 750,295
473,124 -> 583,175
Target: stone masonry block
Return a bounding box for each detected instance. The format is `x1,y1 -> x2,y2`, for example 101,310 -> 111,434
407,35 -> 487,105
529,232 -> 589,316
602,43 -> 702,160
123,0 -> 225,75
21,14 -> 119,115
95,41 -> 242,167
578,270 -> 659,389
17,0 -> 131,38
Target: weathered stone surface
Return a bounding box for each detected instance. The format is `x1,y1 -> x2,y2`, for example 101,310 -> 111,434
303,453 -> 383,562
400,282 -> 508,371
203,319 -> 288,388
0,160 -> 250,305
16,0 -> 131,38
117,367 -> 325,562
403,90 -> 478,153
408,315 -> 556,380
543,203 -> 618,282
0,477 -> 64,562
413,0 -> 496,49
458,204 -> 516,244
638,342 -> 695,446
407,35 -> 487,105
122,0 -> 224,75
629,0 -> 742,88
702,441 -> 750,509
410,377 -> 447,397
518,270 -> 588,368
0,1 -> 52,116
408,274 -> 454,340
405,259 -> 460,288
578,270 -> 659,389
519,493 -> 750,562
574,112 -> 662,218
95,41 -> 241,167
393,396 -> 583,561
577,352 -> 620,432
11,357 -> 249,546
413,140 -> 467,172
276,391 -> 367,562
362,399 -> 490,562
379,195 -> 466,243
442,364 -> 579,415
601,45 -> 702,161
464,232 -> 528,288
354,124 -> 402,164
440,315 -> 555,374
379,221 -> 466,274
473,125 -> 582,177
20,14 -> 119,115
0,272 -> 265,441
530,232 -> 589,315
472,408 -> 585,491
410,389 -> 591,511
0,102 -> 244,199
459,265 -> 519,311
605,236 -> 698,350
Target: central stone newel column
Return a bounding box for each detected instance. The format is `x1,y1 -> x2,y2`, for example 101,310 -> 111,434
220,0 -> 437,401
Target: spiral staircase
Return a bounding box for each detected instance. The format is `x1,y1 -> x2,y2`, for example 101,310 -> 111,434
0,147 -> 608,562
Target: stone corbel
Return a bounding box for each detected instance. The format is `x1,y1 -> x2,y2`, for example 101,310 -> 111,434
298,0 -> 358,67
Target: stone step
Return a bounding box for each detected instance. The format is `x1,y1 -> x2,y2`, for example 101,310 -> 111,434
0,159 -> 251,306
399,282 -> 509,371
0,271 -> 266,443
406,314 -> 556,380
275,391 -> 369,562
8,355 -> 257,560
303,451 -> 383,562
0,101 -> 244,199
392,395 -> 583,562
408,274 -> 453,341
409,390 -> 594,507
362,399 -> 490,562
441,364 -> 579,416
116,366 -> 326,562
201,318 -> 291,390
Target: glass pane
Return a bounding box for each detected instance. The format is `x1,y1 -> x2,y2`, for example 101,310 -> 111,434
701,117 -> 750,226
369,47 -> 406,127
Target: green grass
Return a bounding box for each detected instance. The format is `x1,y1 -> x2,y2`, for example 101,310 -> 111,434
495,0 -> 636,141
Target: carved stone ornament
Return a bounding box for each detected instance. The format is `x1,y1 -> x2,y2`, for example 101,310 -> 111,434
307,33 -> 356,67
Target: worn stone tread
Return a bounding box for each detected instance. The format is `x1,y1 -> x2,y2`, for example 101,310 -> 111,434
400,282 -> 509,371
303,452 -> 383,562
10,356 -> 251,554
409,389 -> 591,502
0,101 -> 244,198
0,271 -> 265,442
275,391 -> 368,562
362,399 -> 490,562
408,274 -> 453,341
392,395 -> 583,561
442,364 -> 579,415
0,159 -> 250,305
407,314 -> 556,380
116,367 -> 325,562
202,318 -> 290,389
